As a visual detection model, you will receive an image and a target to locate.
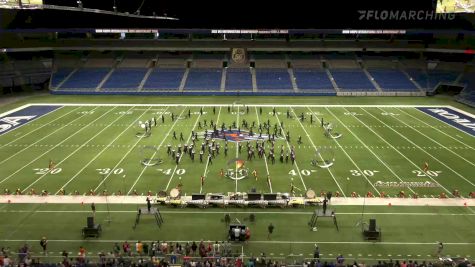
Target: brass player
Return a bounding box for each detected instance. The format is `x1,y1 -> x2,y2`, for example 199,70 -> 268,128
48,159 -> 55,171
252,169 -> 258,181
423,162 -> 429,172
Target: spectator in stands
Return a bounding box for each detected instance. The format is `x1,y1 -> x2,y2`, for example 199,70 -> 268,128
136,240 -> 143,255
185,242 -> 191,256
122,241 -> 131,255
191,241 -> 198,256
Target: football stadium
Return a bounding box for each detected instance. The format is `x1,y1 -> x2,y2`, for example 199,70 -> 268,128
0,0 -> 475,266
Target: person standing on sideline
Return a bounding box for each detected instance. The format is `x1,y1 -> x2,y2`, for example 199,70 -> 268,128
313,244 -> 320,259
91,202 -> 96,217
267,223 -> 274,239
146,197 -> 151,213
436,241 -> 443,257
322,198 -> 328,215
40,236 -> 48,255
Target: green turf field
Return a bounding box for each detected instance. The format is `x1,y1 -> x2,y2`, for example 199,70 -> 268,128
0,95 -> 474,263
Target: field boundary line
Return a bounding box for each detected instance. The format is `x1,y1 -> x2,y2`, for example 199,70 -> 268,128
362,108 -> 475,188
162,107 -> 202,192
0,105 -> 67,141
0,239 -> 473,245
0,107 -> 83,166
303,107 -> 380,195
398,108 -> 474,149
0,104 -> 32,117
93,106 -> 159,192
379,107 -> 475,167
127,106 -> 181,194
254,106 -> 272,193
55,106 -> 150,194
200,107 -> 222,194
0,106 -> 102,185
22,107 -> 125,192
324,107 -> 416,195
2,210 -> 475,216
343,107 -> 454,196
274,107 -> 308,193
25,103 -> 471,108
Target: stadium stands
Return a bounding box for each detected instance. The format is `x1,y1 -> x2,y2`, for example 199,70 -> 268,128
330,69 -> 376,91
142,68 -> 185,91
101,68 -> 148,91
368,69 -> 419,92
255,68 -> 293,90
184,68 -> 222,91
293,68 -> 335,92
59,68 -> 110,90
46,52 -> 469,96
225,68 -> 253,91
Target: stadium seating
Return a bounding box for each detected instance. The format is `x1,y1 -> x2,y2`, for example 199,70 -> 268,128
184,68 -> 222,91
255,68 -> 292,90
406,69 -> 459,91
60,68 -> 110,90
51,68 -> 74,88
293,68 -> 335,92
330,69 -> 376,91
142,68 -> 185,91
225,68 -> 253,91
101,68 -> 148,91
368,69 -> 419,92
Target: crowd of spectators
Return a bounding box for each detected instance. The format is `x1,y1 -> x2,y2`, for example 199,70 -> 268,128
1,241 -> 473,267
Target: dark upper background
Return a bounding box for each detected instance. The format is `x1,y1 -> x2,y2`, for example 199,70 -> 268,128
0,0 -> 474,31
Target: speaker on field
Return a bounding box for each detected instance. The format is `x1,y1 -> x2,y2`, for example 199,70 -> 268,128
369,219 -> 376,232
87,216 -> 94,228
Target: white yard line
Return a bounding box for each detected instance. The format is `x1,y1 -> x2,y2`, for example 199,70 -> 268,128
159,107 -> 202,192
55,106 -> 152,194
0,107 -> 103,185
383,107 -> 475,167
22,107 -> 128,193
0,107 -> 85,166
363,107 -> 475,188
254,106 -> 272,193
93,106 -> 160,192
235,105 -> 240,193
302,107 -> 382,197
26,103 -> 474,108
2,210 -> 475,216
324,107 -> 416,195
200,107 -> 221,194
345,107 -> 454,196
0,106 -> 75,149
398,108 -> 474,150
0,238 -> 473,246
274,108 -> 308,192
126,108 -> 185,194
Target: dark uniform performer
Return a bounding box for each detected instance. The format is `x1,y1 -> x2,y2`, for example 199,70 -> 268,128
322,198 -> 328,215
91,202 -> 96,216
146,197 -> 151,213
162,115 -> 165,123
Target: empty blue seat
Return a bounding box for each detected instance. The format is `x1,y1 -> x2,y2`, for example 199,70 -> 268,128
255,69 -> 292,90
225,68 -> 253,90
60,68 -> 109,89
102,68 -> 147,90
293,69 -> 334,91
330,69 -> 376,91
369,69 -> 418,92
143,68 -> 184,91
185,68 -> 222,90
51,68 -> 73,88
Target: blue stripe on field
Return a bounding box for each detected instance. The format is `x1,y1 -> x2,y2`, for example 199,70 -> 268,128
417,107 -> 475,137
0,105 -> 63,136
